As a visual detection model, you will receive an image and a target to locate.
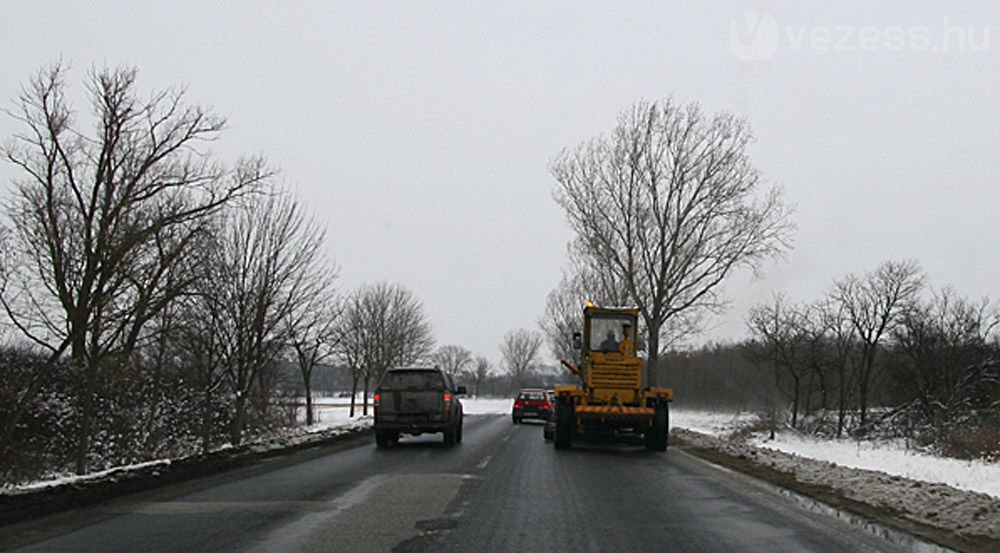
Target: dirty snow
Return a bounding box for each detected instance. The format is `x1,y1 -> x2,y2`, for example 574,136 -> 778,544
671,410 -> 1000,541
3,459 -> 172,494
669,410 -> 1000,500
753,432 -> 1000,499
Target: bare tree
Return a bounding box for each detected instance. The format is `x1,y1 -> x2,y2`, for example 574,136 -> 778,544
540,246 -> 637,368
471,356 -> 493,397
209,191 -> 328,445
747,294 -> 809,431
335,283 -> 434,416
335,298 -> 367,417
539,271 -> 588,365
796,301 -> 835,417
432,345 -> 472,380
173,284 -> 229,452
551,99 -> 793,385
0,63 -> 268,472
832,259 -> 924,431
893,286 -> 1000,423
286,287 -> 339,426
500,329 -> 543,386
815,297 -> 858,438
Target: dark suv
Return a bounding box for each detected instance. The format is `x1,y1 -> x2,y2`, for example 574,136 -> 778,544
373,367 -> 465,447
512,388 -> 552,424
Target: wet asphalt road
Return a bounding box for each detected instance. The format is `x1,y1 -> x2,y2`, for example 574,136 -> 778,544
1,415 -> 906,553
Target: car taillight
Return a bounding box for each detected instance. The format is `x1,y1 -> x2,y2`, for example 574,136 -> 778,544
514,401 -> 523,409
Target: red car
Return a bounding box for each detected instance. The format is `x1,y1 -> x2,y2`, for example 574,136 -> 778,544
512,388 -> 552,424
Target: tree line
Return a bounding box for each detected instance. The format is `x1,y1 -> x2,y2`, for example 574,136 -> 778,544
662,260 -> 1000,459
0,65 -> 458,484
0,64 -> 572,484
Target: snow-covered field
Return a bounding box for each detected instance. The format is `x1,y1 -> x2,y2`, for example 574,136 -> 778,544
304,395 -> 513,431
670,410 -> 760,437
299,397 -> 514,431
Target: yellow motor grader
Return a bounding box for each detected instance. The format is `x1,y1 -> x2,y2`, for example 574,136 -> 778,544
554,303 -> 672,451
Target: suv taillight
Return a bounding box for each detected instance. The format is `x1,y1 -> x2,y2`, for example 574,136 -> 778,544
373,393 -> 380,406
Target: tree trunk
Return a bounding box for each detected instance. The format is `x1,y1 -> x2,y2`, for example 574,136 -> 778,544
816,366 -> 828,412
836,363 -> 848,438
791,373 -> 800,429
75,363 -> 97,475
231,393 -> 247,446
362,376 -> 370,416
771,359 -> 779,440
858,347 -> 875,433
646,321 -> 660,388
202,386 -> 213,453
305,382 -> 314,426
349,372 -> 359,417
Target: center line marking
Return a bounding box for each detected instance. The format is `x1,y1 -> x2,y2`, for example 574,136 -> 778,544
502,434 -> 511,442
477,455 -> 493,470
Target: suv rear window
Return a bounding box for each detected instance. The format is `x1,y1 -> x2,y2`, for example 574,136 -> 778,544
381,370 -> 445,390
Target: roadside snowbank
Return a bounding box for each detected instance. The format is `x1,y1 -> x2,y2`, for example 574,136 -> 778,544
670,411 -> 1000,544
753,432 -> 1000,499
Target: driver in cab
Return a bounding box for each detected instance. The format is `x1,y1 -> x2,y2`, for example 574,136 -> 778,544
598,323 -> 635,356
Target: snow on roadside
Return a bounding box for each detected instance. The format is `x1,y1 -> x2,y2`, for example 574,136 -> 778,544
671,409 -> 1000,500
670,410 -> 759,437
5,396 -> 509,495
2,459 -> 173,494
671,410 -> 1000,542
753,432 -> 1000,499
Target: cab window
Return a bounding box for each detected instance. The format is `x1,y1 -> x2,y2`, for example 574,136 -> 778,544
589,316 -> 634,353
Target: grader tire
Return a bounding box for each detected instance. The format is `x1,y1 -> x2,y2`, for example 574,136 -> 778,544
554,400 -> 574,450
645,403 -> 668,452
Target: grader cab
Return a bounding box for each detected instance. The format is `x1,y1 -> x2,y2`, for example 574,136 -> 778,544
554,303 -> 672,451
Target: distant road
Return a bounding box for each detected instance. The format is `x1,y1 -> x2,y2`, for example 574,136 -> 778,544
2,415 -> 904,553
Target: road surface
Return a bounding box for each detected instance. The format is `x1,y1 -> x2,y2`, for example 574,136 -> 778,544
1,415 -> 905,553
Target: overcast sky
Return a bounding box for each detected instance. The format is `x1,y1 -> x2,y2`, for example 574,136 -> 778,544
2,2 -> 998,365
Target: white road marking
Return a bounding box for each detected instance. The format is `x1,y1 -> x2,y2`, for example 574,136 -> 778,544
476,455 -> 493,470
